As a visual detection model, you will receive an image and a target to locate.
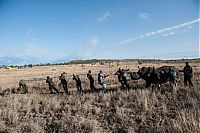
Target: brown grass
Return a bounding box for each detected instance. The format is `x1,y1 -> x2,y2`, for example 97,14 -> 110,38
0,60 -> 200,132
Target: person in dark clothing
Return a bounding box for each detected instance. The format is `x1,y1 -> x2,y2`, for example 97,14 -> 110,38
182,62 -> 193,87
46,76 -> 59,94
115,68 -> 130,90
114,68 -> 123,89
121,69 -> 131,90
73,74 -> 83,94
150,67 -> 160,88
19,80 -> 28,93
59,73 -> 68,94
87,70 -> 96,92
159,70 -> 166,83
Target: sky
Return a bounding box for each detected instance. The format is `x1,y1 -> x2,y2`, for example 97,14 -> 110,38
0,0 -> 199,65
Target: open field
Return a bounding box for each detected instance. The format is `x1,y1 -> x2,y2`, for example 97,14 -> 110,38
0,60 -> 200,132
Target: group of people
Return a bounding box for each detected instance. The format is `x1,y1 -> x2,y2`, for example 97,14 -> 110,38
44,70 -> 110,94
19,62 -> 194,94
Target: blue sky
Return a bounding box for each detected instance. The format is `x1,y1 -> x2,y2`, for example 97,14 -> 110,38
0,0 -> 199,65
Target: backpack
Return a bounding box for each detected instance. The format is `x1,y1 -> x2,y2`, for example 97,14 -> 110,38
171,71 -> 177,78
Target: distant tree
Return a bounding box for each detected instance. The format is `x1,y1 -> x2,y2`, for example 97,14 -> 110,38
28,64 -> 33,68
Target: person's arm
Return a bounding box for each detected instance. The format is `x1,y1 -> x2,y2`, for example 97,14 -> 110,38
179,67 -> 185,72
114,71 -> 118,75
105,74 -> 110,78
179,69 -> 183,72
124,69 -> 129,71
190,67 -> 193,77
87,73 -> 91,78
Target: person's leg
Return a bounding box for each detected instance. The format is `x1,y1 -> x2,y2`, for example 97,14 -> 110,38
65,83 -> 68,93
91,81 -> 97,92
90,82 -> 93,92
63,84 -> 68,93
103,84 -> 107,93
52,84 -> 59,93
188,77 -> 193,87
92,84 -> 96,91
92,81 -> 96,90
99,82 -> 104,92
184,76 -> 187,86
22,85 -> 25,93
124,80 -> 130,90
24,85 -> 28,93
121,81 -> 125,90
79,84 -> 83,94
49,85 -> 53,94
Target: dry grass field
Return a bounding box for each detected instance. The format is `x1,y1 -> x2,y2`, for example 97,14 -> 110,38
0,60 -> 200,132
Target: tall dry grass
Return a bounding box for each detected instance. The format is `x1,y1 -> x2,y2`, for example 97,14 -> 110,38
0,61 -> 199,132
0,72 -> 200,132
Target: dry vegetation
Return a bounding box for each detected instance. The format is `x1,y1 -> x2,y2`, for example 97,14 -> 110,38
0,60 -> 200,132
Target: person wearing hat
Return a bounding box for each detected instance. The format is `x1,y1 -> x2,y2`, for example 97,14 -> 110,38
46,76 -> 59,94
59,73 -> 68,94
182,62 -> 193,87
87,70 -> 96,92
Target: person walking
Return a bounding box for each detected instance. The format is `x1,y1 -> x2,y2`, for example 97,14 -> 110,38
46,76 -> 59,94
87,70 -> 96,92
98,71 -> 109,93
59,73 -> 68,94
73,74 -> 83,94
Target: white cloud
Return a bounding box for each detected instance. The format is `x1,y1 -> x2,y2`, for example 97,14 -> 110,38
138,12 -> 151,20
98,11 -> 111,22
118,18 -> 200,46
162,31 -> 176,36
88,37 -> 99,47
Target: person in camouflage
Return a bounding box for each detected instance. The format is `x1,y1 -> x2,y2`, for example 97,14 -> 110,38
121,69 -> 131,90
73,74 -> 83,94
46,76 -> 59,94
19,80 -> 28,93
59,73 -> 68,94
